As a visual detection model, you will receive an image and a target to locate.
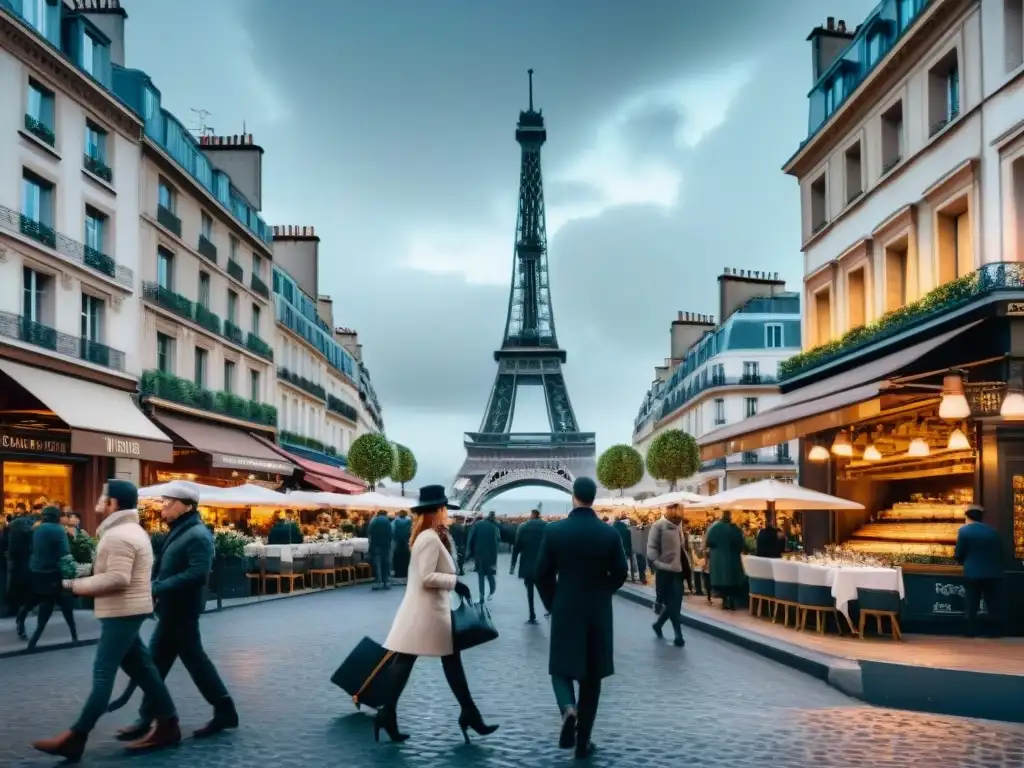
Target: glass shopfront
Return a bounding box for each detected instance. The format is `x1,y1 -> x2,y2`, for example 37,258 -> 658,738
3,460 -> 73,515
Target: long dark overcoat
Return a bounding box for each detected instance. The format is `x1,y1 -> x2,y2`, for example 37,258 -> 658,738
511,518 -> 547,580
152,511 -> 214,618
534,507 -> 628,681
467,518 -> 500,575
706,519 -> 745,589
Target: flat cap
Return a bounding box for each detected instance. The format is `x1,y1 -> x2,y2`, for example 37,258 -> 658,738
161,480 -> 200,504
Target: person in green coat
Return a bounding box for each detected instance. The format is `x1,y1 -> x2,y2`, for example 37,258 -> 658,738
705,510 -> 746,611
466,511 -> 500,603
510,509 -> 547,624
267,512 -> 302,545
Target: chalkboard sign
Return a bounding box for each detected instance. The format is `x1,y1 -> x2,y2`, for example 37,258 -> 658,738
1013,475 -> 1024,560
902,573 -> 967,617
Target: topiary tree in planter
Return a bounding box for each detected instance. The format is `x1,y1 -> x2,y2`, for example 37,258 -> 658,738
596,444 -> 644,497
645,429 -> 700,491
348,432 -> 395,490
211,531 -> 251,599
390,444 -> 417,496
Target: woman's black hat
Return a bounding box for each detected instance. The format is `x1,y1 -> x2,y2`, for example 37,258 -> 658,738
411,484 -> 449,513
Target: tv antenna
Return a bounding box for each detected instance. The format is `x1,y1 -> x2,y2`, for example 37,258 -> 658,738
189,108 -> 215,137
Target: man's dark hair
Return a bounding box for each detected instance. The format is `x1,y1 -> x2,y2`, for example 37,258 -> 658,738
965,505 -> 985,522
530,509 -> 541,518
571,476 -> 598,506
41,505 -> 62,523
376,509 -> 388,516
106,479 -> 138,512
15,502 -> 26,512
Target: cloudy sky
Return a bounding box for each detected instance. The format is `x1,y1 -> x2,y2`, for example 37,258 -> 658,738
126,0 -> 874,498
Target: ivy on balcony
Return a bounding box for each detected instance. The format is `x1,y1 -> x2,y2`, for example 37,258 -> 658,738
140,369 -> 277,426
779,264 -> 1024,381
327,394 -> 358,422
223,319 -> 244,345
279,430 -> 337,457
83,153 -> 113,183
20,215 -> 57,249
197,235 -> 218,263
24,114 -> 55,146
157,205 -> 182,237
251,272 -> 269,299
246,332 -> 274,361
194,304 -> 222,335
227,259 -> 244,283
278,367 -> 326,400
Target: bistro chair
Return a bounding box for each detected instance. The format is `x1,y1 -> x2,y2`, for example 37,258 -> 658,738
856,587 -> 903,640
796,564 -> 846,635
353,552 -> 374,583
742,556 -> 776,619
263,547 -> 306,594
309,552 -> 337,589
770,559 -> 801,628
245,556 -> 267,596
335,549 -> 357,586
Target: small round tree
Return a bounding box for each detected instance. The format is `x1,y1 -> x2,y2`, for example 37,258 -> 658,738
646,429 -> 700,491
347,433 -> 395,490
390,443 -> 418,496
596,444 -> 644,497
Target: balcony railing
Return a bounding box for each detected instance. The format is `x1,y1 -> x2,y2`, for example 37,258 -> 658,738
659,375 -> 778,420
246,332 -> 274,361
83,154 -> 113,183
277,367 -> 326,400
0,204 -> 132,286
143,282 -> 194,321
24,114 -> 55,146
223,319 -> 243,345
779,263 -> 1024,381
157,205 -> 182,237
0,311 -> 125,371
197,235 -> 217,263
140,369 -> 277,427
327,394 -> 358,422
251,272 -> 269,299
227,259 -> 244,283
279,430 -> 338,457
464,432 -> 596,447
193,304 -> 222,335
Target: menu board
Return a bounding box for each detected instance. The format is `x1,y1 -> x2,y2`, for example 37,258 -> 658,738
1014,475 -> 1024,560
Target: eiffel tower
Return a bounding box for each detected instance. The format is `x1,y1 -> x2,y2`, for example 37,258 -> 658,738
450,71 -> 596,510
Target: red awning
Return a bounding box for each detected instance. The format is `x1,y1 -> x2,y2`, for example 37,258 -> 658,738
250,434 -> 366,493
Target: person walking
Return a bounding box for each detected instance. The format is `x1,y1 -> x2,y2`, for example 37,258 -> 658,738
705,510 -> 745,610
15,505 -> 78,650
449,514 -> 467,575
629,519 -> 649,585
7,506 -> 38,634
367,509 -> 394,590
391,510 -> 413,583
611,514 -> 632,580
954,504 -> 1005,637
510,509 -> 547,624
647,504 -> 687,647
467,510 -> 500,603
376,485 -> 498,744
113,481 -> 238,745
32,480 -> 179,761
535,477 -> 627,759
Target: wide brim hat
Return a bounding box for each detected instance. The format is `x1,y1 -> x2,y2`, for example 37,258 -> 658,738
411,484 -> 449,513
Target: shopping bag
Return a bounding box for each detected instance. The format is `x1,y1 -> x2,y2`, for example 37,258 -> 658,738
330,636 -> 399,709
451,597 -> 498,651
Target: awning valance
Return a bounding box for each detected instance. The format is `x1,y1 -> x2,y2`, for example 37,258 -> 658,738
151,413 -> 296,476
0,359 -> 173,462
250,434 -> 366,493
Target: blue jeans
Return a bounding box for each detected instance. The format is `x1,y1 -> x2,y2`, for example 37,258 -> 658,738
371,551 -> 391,587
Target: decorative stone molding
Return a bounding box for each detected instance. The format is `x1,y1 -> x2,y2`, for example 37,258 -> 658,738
61,272 -> 73,290
111,296 -> 123,313
0,245 -> 7,263
922,158 -> 979,204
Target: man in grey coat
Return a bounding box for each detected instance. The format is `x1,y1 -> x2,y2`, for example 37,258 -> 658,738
629,521 -> 649,584
647,504 -> 686,647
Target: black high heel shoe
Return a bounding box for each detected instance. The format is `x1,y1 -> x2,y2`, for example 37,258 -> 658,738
458,711 -> 499,744
373,707 -> 409,743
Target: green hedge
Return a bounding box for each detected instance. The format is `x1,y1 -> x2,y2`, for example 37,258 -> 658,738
140,369 -> 277,426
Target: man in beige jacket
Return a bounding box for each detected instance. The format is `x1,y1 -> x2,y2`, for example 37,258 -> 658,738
32,480 -> 179,762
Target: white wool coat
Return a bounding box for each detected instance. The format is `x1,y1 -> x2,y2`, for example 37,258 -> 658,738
384,529 -> 458,657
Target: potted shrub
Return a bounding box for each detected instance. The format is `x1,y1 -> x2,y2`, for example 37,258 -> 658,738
209,531 -> 251,600
69,532 -> 97,609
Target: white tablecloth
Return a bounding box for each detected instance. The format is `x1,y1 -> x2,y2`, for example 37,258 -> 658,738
243,538 -> 369,558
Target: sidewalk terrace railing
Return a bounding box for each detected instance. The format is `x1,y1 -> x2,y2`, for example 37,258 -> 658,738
660,375 -> 779,419
0,204 -> 133,287
327,394 -> 358,422
250,272 -> 269,299
779,263 -> 1024,381
140,369 -> 277,426
227,259 -> 244,283
279,430 -> 338,457
0,311 -> 126,371
277,367 -> 326,400
245,332 -> 274,361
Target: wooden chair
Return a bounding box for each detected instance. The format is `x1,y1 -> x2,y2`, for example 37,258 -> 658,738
354,559 -> 373,583
263,557 -> 305,594
856,588 -> 903,640
309,554 -> 336,589
335,564 -> 356,586
770,559 -> 801,628
245,557 -> 266,595
797,579 -> 848,635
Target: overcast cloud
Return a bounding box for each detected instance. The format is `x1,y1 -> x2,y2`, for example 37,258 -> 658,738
125,0 -> 876,493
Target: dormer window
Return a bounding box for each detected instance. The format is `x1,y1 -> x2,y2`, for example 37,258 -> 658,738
62,16 -> 112,86
824,75 -> 845,116
866,30 -> 886,66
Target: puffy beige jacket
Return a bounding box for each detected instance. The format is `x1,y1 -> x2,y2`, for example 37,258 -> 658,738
70,509 -> 154,619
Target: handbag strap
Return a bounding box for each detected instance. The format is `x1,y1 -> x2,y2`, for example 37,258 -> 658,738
352,649 -> 395,707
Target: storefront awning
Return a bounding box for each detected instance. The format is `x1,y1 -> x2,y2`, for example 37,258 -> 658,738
151,413 -> 296,476
698,322 -> 981,460
0,359 -> 173,462
250,434 -> 366,493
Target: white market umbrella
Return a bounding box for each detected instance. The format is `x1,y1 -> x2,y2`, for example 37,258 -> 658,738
340,491 -> 412,511
200,483 -> 312,509
641,490 -> 707,508
687,478 -> 864,512
138,481 -> 221,499
592,496 -> 638,510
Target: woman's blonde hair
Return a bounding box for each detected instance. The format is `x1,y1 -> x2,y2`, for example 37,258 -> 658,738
410,506 -> 449,549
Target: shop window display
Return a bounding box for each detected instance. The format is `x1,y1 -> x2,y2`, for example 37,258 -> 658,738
3,462 -> 72,516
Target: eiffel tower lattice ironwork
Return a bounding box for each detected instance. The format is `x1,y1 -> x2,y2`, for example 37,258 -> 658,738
450,70 -> 596,510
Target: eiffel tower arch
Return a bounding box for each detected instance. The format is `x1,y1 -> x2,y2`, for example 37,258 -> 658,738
451,71 -> 596,511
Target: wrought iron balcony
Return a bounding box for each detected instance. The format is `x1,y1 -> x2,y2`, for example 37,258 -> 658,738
227,259 -> 244,283
279,430 -> 338,457
327,394 -> 358,422
246,332 -> 274,361
251,272 -> 269,299
140,369 -> 277,427
0,311 -> 125,371
193,304 -> 222,335
143,282 -> 194,322
157,205 -> 182,237
700,457 -> 726,471
779,262 -> 1024,381
83,153 -> 113,183
197,235 -> 217,263
277,367 -> 326,400
223,319 -> 244,345
659,375 -> 779,420
0,205 -> 131,286
24,114 -> 55,146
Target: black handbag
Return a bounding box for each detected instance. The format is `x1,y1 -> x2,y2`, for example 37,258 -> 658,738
330,636 -> 400,709
451,598 -> 498,651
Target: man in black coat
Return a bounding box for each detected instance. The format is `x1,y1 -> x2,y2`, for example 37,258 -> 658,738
510,509 -> 547,624
449,514 -> 467,575
115,481 -> 237,745
7,507 -> 39,633
535,477 -> 628,759
391,510 -> 412,582
367,510 -> 394,590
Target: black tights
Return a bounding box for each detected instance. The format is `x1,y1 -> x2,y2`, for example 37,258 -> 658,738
389,650 -> 477,714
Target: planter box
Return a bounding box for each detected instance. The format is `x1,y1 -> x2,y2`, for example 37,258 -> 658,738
209,557 -> 249,600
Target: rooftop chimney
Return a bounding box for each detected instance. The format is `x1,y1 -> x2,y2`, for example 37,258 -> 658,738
670,311 -> 715,361
69,0 -> 127,67
718,267 -> 787,323
272,226 -> 321,300
335,327 -> 362,361
199,134 -> 264,211
317,295 -> 334,329
808,15 -> 857,83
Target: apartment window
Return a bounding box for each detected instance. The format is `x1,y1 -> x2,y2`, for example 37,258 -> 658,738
21,171 -> 53,227
80,293 -> 103,342
158,180 -> 175,213
156,333 -> 174,373
156,247 -> 174,290
745,397 -> 758,418
936,198 -> 972,284
224,360 -> 236,394
847,267 -> 868,328
26,80 -> 55,135
814,287 -> 833,345
844,141 -> 863,204
229,236 -> 239,263
251,304 -> 261,335
22,267 -> 50,323
777,442 -> 791,460
928,50 -> 960,136
21,0 -> 55,38
252,252 -> 263,278
765,324 -> 783,348
714,398 -> 725,425
84,122 -> 106,162
1008,0 -> 1024,72
198,271 -> 211,308
884,240 -> 909,311
824,74 -> 845,117
742,362 -> 760,381
227,290 -> 238,324
84,206 -> 105,253
79,28 -> 107,77
712,363 -> 724,382
194,347 -> 208,388
250,369 -> 260,402
881,100 -> 904,174
1015,158 -> 1024,261
810,173 -> 827,233
201,211 -> 213,240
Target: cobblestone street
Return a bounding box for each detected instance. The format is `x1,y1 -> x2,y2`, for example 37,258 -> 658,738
2,556 -> 1023,767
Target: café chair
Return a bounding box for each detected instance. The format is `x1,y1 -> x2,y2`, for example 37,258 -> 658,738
245,556 -> 267,595
335,551 -> 356,586
264,548 -> 305,594
309,552 -> 337,589
856,587 -> 903,640
796,565 -> 846,635
769,559 -> 801,628
742,556 -> 776,619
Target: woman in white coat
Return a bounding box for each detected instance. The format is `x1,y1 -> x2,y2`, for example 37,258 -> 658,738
376,485 -> 499,744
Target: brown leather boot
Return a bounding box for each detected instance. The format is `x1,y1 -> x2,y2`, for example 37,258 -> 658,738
115,719 -> 152,741
32,730 -> 87,762
124,717 -> 182,751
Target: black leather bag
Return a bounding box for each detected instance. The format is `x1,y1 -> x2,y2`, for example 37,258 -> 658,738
331,636 -> 400,709
451,598 -> 499,651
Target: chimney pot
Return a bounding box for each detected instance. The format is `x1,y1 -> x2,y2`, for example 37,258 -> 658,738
827,16 -> 835,30
838,20 -> 847,32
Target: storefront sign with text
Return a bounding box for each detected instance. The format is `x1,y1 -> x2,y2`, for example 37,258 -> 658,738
0,431 -> 69,455
211,453 -> 294,475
